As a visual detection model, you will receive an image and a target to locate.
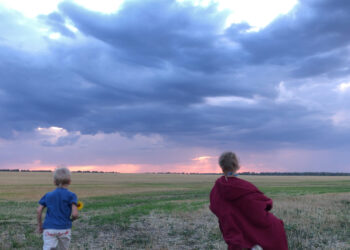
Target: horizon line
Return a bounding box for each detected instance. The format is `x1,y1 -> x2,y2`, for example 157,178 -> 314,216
1,169 -> 349,175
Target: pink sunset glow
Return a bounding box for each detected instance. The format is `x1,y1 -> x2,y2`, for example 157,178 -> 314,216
27,162 -> 222,173
21,156 -> 267,173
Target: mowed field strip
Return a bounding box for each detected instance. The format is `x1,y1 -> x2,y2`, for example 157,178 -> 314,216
1,173 -> 350,200
0,173 -> 349,249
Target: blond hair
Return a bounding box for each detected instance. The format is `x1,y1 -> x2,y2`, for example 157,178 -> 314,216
54,167 -> 71,186
219,152 -> 239,173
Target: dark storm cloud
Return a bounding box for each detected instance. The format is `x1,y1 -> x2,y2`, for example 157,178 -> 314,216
231,0 -> 350,67
1,0 -> 350,152
57,0 -> 245,72
0,23 -> 93,138
290,49 -> 350,78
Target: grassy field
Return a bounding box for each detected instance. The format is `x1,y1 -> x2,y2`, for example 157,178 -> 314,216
0,173 -> 349,249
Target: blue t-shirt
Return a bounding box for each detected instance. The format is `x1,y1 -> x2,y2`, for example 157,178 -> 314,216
39,188 -> 78,229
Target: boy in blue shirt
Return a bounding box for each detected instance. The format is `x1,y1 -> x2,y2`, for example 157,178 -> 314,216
37,167 -> 79,250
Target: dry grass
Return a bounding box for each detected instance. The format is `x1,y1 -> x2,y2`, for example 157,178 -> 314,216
66,192 -> 350,250
0,173 -> 349,249
1,172 -> 349,201
70,208 -> 226,250
0,172 -> 219,201
274,193 -> 350,249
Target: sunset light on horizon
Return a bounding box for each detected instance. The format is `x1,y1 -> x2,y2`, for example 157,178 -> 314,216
9,153 -> 270,173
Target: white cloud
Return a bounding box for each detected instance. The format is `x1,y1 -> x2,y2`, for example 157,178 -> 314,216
36,126 -> 80,146
65,23 -> 78,33
73,0 -> 124,14
49,32 -> 61,39
0,0 -> 124,17
275,81 -> 324,110
204,95 -> 259,107
0,0 -> 62,17
335,82 -> 350,93
192,155 -> 213,161
37,126 -> 68,137
275,81 -> 294,103
1,0 -> 297,30
222,0 -> 298,29
178,0 -> 298,29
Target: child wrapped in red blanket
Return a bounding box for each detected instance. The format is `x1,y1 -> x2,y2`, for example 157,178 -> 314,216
210,152 -> 288,250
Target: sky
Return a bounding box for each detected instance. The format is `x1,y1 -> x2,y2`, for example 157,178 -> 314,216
0,0 -> 350,173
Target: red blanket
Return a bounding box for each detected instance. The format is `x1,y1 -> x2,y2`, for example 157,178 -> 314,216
210,176 -> 288,250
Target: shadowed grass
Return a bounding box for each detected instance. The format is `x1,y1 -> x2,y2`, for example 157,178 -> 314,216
90,200 -> 207,226
85,190 -> 210,227
85,189 -> 210,209
260,184 -> 350,196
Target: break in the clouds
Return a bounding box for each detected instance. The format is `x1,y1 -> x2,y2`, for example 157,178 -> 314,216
0,0 -> 350,172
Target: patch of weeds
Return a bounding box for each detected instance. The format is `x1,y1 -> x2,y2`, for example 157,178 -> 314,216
85,189 -> 210,211
91,202 -> 181,225
122,232 -> 151,247
207,228 -> 222,241
285,223 -> 298,232
88,190 -> 209,229
167,223 -> 177,237
340,200 -> 350,206
180,228 -> 195,238
260,185 -> 350,196
22,224 -> 42,247
11,240 -> 24,249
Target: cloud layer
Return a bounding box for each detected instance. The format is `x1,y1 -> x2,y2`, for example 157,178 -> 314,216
1,0 -> 350,171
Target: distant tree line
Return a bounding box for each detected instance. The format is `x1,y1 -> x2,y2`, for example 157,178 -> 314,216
0,169 -> 117,173
154,172 -> 350,176
0,169 -> 349,176
238,172 -> 350,176
0,169 -> 52,172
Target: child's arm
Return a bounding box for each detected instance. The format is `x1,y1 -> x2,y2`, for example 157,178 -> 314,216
71,204 -> 79,221
36,205 -> 44,233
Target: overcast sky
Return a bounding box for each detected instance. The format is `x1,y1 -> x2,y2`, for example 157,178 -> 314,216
0,0 -> 350,173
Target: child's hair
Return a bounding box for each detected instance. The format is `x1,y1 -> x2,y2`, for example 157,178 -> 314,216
54,167 -> 71,186
219,152 -> 239,173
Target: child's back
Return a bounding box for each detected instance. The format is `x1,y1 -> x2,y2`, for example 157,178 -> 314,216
209,152 -> 288,250
39,187 -> 77,230
210,176 -> 288,250
37,167 -> 78,250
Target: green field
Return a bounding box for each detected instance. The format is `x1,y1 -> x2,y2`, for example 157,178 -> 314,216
0,173 -> 349,249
